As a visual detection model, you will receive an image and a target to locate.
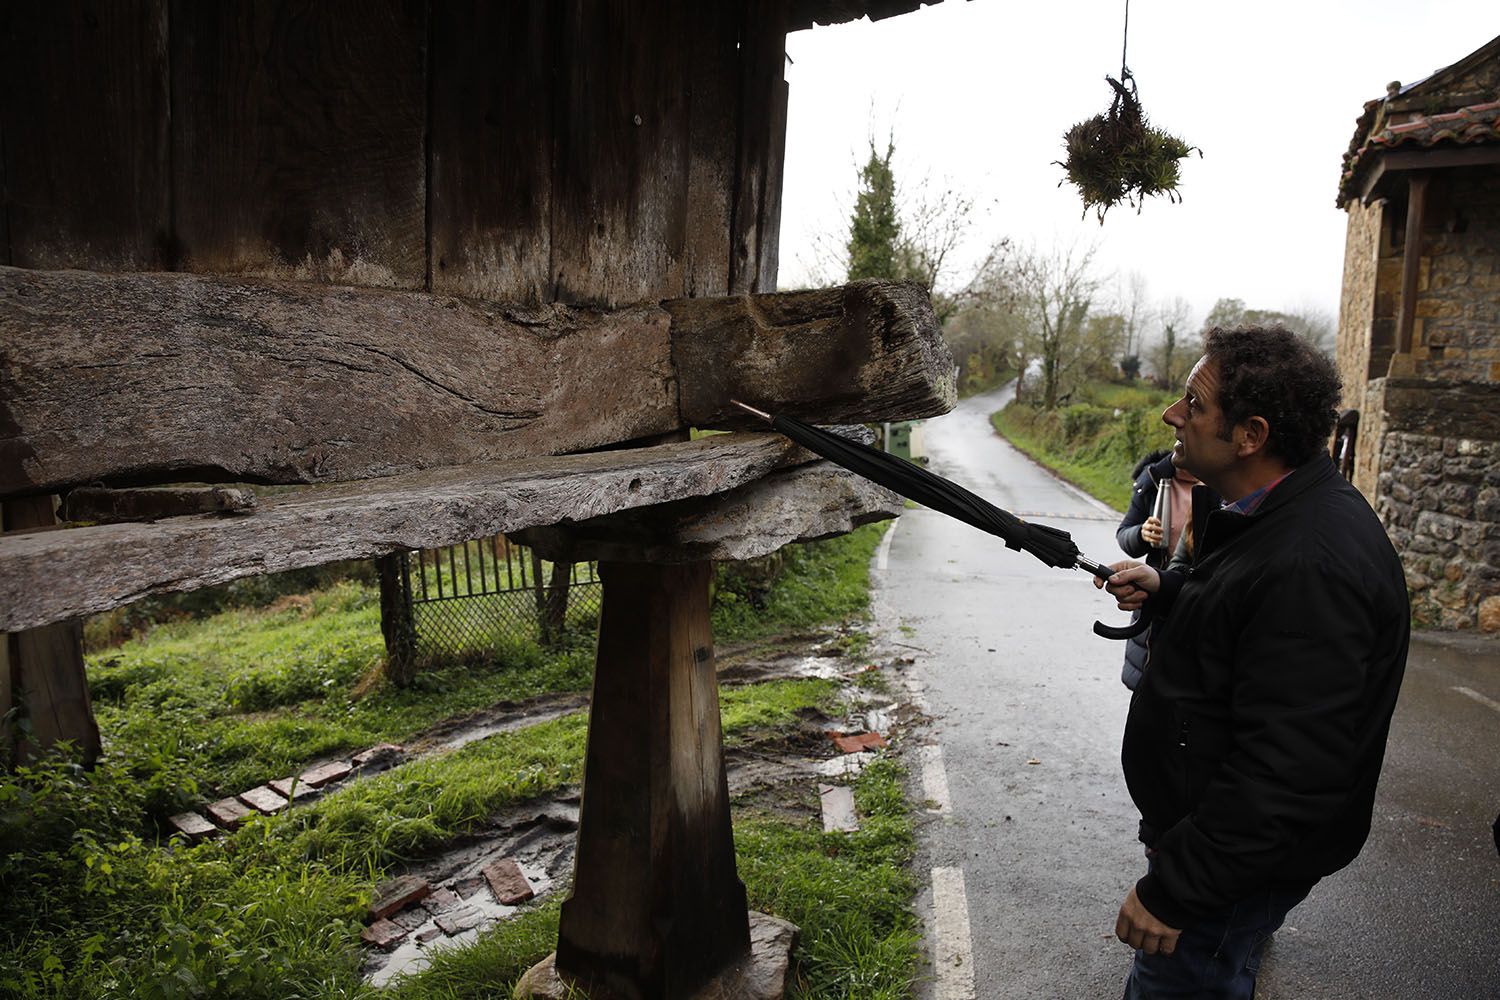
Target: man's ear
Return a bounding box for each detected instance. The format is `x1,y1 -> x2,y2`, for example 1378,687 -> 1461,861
1235,416 -> 1270,457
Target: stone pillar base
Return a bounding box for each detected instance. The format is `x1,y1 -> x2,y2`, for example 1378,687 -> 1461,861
514,911 -> 799,1000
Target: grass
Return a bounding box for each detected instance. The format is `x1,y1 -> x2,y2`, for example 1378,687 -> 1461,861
3,526 -> 920,999
992,380 -> 1178,511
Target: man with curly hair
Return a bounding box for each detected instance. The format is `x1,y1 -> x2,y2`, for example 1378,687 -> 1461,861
1098,326 -> 1409,999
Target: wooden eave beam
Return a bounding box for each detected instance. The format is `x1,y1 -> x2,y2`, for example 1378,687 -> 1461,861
1359,145 -> 1500,204
0,431 -> 834,632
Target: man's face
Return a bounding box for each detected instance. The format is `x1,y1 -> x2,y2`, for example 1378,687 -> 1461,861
1162,356 -> 1237,484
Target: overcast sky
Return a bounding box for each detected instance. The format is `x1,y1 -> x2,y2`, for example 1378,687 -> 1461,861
780,1 -> 1500,331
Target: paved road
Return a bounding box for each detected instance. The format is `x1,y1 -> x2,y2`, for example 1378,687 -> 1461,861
875,383 -> 1500,1000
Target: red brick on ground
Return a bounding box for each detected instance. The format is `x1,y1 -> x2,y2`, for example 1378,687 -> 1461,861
206,797 -> 254,829
268,776 -> 313,800
361,918 -> 409,951
167,811 -> 219,840
238,785 -> 289,814
482,857 -> 536,905
371,874 -> 432,919
416,926 -> 445,944
434,906 -> 483,936
422,887 -> 461,913
299,759 -> 353,787
828,731 -> 887,754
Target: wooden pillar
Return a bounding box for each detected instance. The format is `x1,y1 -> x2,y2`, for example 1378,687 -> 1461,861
553,560 -> 749,999
1,496 -> 100,767
376,552 -> 416,685
1396,171 -> 1430,357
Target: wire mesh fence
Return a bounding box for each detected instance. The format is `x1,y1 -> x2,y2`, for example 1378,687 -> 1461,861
393,536 -> 601,662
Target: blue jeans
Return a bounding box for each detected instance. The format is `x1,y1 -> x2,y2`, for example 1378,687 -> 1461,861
1122,879 -> 1310,1000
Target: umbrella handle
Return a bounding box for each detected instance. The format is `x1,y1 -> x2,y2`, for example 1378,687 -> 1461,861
1092,610 -> 1152,640
1077,554 -> 1153,641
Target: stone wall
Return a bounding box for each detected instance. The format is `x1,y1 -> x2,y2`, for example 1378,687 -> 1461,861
1372,377 -> 1500,630
1336,198 -> 1383,414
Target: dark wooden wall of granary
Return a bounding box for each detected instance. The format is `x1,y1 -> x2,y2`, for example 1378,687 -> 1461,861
0,0 -> 790,305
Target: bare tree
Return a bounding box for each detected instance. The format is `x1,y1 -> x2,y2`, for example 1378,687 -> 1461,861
1150,296 -> 1195,389
1116,270 -> 1150,365
1015,242 -> 1102,409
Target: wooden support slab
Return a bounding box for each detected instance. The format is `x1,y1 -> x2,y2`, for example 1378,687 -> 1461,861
60,486 -> 256,524
515,462 -> 900,564
1,268 -> 952,500
0,432 -> 813,633
553,560 -> 749,998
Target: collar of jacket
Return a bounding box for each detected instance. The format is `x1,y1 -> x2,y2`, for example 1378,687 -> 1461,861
1196,455 -> 1337,558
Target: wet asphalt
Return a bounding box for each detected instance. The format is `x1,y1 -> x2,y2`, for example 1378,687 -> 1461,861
877,383 -> 1500,1000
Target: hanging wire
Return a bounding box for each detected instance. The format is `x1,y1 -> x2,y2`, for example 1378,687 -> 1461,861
1120,0 -> 1130,81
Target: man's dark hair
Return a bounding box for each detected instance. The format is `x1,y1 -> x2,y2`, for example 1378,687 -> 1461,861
1203,325 -> 1341,466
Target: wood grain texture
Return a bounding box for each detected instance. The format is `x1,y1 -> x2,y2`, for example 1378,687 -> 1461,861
169,0 -> 427,289
516,462 -> 900,564
0,432 -> 814,632
428,0 -> 554,304
550,0 -> 691,306
729,0 -> 788,294
681,1 -> 741,298
668,279 -> 957,427
0,0 -> 170,270
0,267 -> 677,497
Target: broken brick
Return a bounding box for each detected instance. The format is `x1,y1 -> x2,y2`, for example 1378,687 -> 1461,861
299,759 -> 353,788
422,887 -> 461,914
238,785 -> 289,814
828,731 -> 886,754
206,796 -> 254,829
361,918 -> 409,951
453,876 -> 487,899
167,811 -> 219,841
482,857 -> 535,906
391,906 -> 430,931
416,926 -> 445,944
371,875 -> 432,919
434,906 -> 483,935
353,743 -> 404,769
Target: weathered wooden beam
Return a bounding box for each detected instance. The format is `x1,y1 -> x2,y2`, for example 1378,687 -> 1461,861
1,268 -> 952,500
60,486 -> 256,523
0,266 -> 677,498
669,279 -> 955,429
515,462 -> 899,564
0,432 -> 814,633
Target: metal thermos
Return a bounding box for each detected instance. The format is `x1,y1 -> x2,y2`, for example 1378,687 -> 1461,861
1150,480 -> 1171,551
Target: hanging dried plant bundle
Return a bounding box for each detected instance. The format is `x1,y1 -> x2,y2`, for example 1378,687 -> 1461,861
1058,72 -> 1199,224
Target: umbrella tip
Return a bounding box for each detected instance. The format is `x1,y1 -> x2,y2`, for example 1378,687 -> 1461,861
729,399 -> 773,423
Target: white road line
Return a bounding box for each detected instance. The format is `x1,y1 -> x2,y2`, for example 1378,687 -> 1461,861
877,516 -> 899,572
931,867 -> 977,1000
919,744 -> 952,814
1453,686 -> 1500,715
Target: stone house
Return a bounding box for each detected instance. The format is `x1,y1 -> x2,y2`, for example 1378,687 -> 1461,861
1335,33 -> 1500,630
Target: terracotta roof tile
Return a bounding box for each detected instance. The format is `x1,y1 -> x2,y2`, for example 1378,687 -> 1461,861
1338,97 -> 1500,204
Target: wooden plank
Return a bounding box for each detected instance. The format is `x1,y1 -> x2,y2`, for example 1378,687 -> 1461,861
169,0 -> 427,289
0,0 -> 170,270
681,1 -> 742,298
669,279 -> 956,427
0,267 -> 677,497
756,77 -> 791,292
2,269 -> 954,498
428,0 -> 554,304
515,462 -> 900,564
60,486 -> 256,524
555,560 -> 749,997
550,0 -> 691,306
729,0 -> 788,293
0,432 -> 814,632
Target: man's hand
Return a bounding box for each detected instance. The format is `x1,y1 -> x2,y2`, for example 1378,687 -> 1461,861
1140,515 -> 1164,547
1115,886 -> 1181,956
1092,560 -> 1160,612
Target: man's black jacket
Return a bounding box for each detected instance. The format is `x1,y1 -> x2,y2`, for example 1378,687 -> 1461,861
1123,455 -> 1409,928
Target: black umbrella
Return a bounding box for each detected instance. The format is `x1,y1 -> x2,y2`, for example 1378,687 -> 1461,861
731,400 -> 1147,640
